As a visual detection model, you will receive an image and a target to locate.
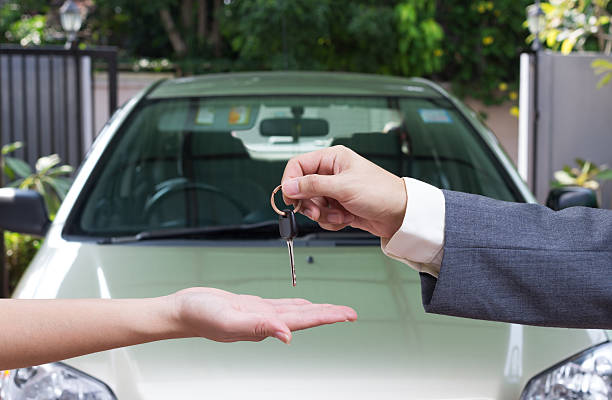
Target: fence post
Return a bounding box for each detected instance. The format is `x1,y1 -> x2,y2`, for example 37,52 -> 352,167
0,150 -> 6,298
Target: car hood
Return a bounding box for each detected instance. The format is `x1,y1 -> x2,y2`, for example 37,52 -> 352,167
15,235 -> 606,399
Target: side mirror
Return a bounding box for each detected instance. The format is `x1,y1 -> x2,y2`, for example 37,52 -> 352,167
0,188 -> 50,236
546,186 -> 598,211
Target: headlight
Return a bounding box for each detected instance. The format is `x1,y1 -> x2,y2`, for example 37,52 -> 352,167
521,341 -> 612,399
0,362 -> 116,400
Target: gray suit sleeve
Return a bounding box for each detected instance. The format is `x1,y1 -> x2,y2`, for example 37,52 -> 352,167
420,190 -> 612,329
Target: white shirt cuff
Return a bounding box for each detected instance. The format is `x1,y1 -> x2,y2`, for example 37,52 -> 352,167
380,177 -> 445,277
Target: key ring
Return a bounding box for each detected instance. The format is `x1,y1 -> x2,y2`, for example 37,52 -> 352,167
271,184 -> 302,216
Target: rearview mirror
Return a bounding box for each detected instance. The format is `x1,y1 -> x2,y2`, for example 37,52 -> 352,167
260,118 -> 329,138
0,188 -> 50,236
545,186 -> 598,211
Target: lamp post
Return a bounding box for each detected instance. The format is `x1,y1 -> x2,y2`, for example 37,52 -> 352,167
527,1 -> 545,51
526,0 -> 545,194
60,0 -> 82,49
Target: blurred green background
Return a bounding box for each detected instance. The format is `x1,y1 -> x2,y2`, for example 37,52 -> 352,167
1,0 -> 532,103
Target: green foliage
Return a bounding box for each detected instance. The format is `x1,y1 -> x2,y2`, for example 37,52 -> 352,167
6,153 -> 73,218
1,0 -> 535,101
87,0 -> 176,58
4,232 -> 41,294
0,0 -> 56,45
220,0 -> 332,71
4,14 -> 46,45
0,142 -> 73,294
552,158 -> 612,190
592,58 -> 612,87
221,0 -> 443,76
528,0 -> 612,54
437,0 -> 532,103
395,1 -> 444,76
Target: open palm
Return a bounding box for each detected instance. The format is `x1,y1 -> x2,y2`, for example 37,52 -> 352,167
175,287 -> 357,344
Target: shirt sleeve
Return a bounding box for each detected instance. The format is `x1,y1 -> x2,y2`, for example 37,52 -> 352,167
380,177 -> 445,278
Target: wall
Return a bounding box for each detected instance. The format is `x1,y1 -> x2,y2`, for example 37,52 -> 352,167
464,98 -> 518,164
536,51 -> 612,208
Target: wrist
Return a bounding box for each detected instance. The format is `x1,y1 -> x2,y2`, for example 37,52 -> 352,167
382,175 -> 407,238
394,176 -> 408,231
154,294 -> 185,339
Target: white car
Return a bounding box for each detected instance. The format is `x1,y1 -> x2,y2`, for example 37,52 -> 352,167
1,72 -> 609,399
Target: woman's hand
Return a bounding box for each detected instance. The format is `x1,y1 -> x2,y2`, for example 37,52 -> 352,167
281,145 -> 407,239
0,290 -> 356,370
173,287 -> 357,344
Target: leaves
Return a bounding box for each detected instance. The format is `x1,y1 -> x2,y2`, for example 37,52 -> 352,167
553,159 -> 611,190
4,157 -> 32,179
546,29 -> 560,47
596,169 -> 612,180
435,0 -> 532,104
2,149 -> 73,217
561,37 -> 576,54
35,154 -> 61,174
592,58 -> 612,88
529,0 -> 612,54
1,141 -> 23,155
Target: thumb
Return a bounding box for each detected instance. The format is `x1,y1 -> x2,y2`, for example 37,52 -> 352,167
249,315 -> 292,344
282,174 -> 342,200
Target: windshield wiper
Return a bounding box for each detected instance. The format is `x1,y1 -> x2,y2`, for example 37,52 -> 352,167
97,220 -> 281,244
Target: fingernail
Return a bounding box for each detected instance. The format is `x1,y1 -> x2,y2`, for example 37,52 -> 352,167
274,331 -> 291,344
327,211 -> 342,224
282,179 -> 300,196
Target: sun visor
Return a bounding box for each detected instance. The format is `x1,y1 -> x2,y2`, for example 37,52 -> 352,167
157,102 -> 259,132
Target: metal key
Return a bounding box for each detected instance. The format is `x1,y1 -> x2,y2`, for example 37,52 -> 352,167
279,209 -> 298,287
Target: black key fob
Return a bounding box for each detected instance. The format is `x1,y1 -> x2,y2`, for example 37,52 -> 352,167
279,209 -> 298,240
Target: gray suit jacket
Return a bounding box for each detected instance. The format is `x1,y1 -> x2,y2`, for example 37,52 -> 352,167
420,190 -> 612,329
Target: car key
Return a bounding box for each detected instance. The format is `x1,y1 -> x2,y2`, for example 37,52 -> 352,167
270,184 -> 302,287
279,209 -> 298,287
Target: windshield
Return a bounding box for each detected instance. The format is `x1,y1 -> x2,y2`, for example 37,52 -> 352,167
66,95 -> 520,239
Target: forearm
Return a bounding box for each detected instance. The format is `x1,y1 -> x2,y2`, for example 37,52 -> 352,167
0,296 -> 179,370
0,288 -> 358,370
422,190 -> 612,329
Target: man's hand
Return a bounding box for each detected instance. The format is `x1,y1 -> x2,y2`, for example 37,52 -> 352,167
173,287 -> 357,344
281,145 -> 407,239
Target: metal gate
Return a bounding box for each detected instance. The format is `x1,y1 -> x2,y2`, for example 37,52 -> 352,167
0,44 -> 117,169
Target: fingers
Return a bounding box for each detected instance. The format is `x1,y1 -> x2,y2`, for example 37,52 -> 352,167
232,303 -> 356,344
299,197 -> 353,228
232,312 -> 292,344
277,304 -> 358,332
282,174 -> 343,202
281,146 -> 354,206
282,145 -> 348,181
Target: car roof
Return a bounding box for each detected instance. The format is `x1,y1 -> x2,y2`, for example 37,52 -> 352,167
147,71 -> 443,99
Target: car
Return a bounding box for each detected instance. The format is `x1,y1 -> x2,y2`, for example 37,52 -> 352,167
0,71 -> 610,399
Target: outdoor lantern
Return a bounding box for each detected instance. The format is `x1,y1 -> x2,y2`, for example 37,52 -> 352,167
526,3 -> 545,50
60,0 -> 82,48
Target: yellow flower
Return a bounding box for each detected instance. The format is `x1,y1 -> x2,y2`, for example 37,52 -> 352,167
433,49 -> 444,57
498,82 -> 508,91
482,36 -> 494,45
561,37 -> 576,55
486,1 -> 494,10
477,4 -> 486,13
494,10 -> 501,17
509,91 -> 518,100
510,106 -> 519,117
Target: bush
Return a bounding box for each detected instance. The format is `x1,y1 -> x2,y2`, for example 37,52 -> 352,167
4,232 -> 41,294
435,0 -> 532,103
1,142 -> 73,295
